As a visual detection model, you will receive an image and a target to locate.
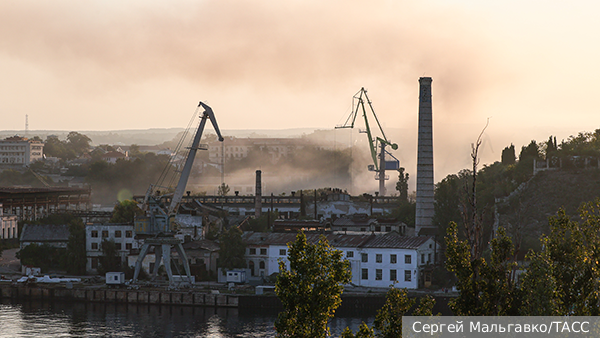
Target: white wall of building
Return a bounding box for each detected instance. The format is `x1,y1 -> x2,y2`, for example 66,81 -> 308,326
0,137 -> 44,166
86,223 -> 140,272
0,204 -> 18,239
244,238 -> 436,289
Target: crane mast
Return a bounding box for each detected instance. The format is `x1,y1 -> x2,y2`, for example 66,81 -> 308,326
336,88 -> 399,196
133,101 -> 224,286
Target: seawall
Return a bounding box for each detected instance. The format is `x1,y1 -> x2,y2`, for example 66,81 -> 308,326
0,283 -> 455,314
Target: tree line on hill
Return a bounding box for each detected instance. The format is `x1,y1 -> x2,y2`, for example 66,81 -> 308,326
433,129 -> 600,259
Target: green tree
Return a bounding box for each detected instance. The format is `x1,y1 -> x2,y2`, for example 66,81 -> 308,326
218,226 -> 246,270
44,135 -> 69,160
98,239 -> 121,273
17,243 -> 63,272
518,243 -> 561,315
544,135 -> 558,159
66,131 -> 92,157
342,287 -> 436,337
247,211 -> 278,232
110,199 -> 142,223
129,144 -> 142,158
501,144 -> 516,165
275,232 -> 351,338
445,223 -> 520,315
520,200 -> 600,315
395,167 -> 409,203
373,288 -> 436,338
217,183 -> 230,196
341,323 -> 375,338
63,217 -> 87,275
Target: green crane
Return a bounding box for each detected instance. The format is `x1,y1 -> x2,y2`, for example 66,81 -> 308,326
336,87 -> 399,196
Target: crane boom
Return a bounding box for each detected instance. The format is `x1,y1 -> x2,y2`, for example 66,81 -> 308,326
168,102 -> 224,214
336,88 -> 400,196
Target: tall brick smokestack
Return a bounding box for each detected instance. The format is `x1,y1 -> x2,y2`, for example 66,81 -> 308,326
255,170 -> 262,218
416,77 -> 435,236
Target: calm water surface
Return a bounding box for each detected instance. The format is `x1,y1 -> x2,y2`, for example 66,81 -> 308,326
0,300 -> 375,337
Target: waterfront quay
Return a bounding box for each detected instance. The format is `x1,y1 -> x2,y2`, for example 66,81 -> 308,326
0,282 -> 455,314
0,283 -> 239,307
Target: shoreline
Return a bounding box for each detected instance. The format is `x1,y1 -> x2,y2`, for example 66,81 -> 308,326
0,282 -> 456,314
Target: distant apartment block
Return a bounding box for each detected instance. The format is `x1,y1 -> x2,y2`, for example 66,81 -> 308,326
0,136 -> 44,166
207,137 -> 333,164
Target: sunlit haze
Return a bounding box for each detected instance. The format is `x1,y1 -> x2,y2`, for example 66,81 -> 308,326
1,0 -> 598,184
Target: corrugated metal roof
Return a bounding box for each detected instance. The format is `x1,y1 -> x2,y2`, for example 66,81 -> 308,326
361,232 -> 432,249
20,224 -> 70,243
332,215 -> 376,227
242,231 -> 432,249
182,239 -> 219,251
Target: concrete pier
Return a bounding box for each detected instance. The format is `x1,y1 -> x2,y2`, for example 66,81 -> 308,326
0,283 -> 239,307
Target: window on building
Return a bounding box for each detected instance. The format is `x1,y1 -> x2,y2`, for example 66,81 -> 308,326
280,249 -> 286,256
126,243 -> 132,250
428,253 -> 431,263
91,230 -> 98,238
102,230 -> 109,238
91,258 -> 98,269
249,248 -> 256,255
115,230 -> 122,238
376,269 -> 382,280
421,254 -> 425,264
260,248 -> 267,255
376,254 -> 382,263
375,226 -> 381,232
386,226 -> 391,232
390,269 -> 397,281
259,261 -> 265,269
390,254 -> 397,264
91,242 -> 98,250
361,253 -> 368,263
360,228 -> 366,232
361,268 -> 368,280
126,231 -> 132,238
115,243 -> 122,250
405,255 -> 412,264
405,270 -> 412,282
346,251 -> 354,258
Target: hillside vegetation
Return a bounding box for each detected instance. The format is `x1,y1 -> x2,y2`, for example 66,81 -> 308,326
497,168 -> 600,252
434,129 -> 600,254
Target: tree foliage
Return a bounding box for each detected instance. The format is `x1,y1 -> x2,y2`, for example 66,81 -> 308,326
522,200 -> 600,315
63,217 -> 87,275
445,223 -> 520,315
110,199 -> 142,223
218,226 -> 246,270
217,183 -> 230,196
275,232 -> 351,338
342,287 -> 436,338
501,144 -> 516,165
98,239 -> 121,274
395,167 -> 409,203
17,243 -> 64,272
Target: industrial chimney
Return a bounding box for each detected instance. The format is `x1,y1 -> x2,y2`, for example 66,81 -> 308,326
415,77 -> 435,236
255,170 -> 262,218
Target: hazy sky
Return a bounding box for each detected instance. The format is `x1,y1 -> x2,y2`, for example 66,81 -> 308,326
2,0 -> 599,182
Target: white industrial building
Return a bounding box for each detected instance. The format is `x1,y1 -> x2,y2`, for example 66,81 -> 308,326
0,136 -> 44,166
242,231 -> 437,289
85,223 -> 140,272
0,203 -> 18,239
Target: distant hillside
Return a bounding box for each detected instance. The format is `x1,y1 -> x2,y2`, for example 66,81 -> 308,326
496,168 -> 600,251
